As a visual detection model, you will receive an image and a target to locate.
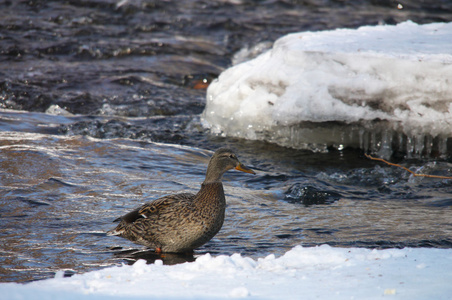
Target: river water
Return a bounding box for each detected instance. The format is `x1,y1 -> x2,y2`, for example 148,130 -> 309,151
1,0 -> 452,282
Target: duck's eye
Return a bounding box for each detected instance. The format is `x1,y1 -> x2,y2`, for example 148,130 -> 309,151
229,154 -> 236,159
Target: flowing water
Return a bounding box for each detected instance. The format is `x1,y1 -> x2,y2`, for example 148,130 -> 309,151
1,0 -> 452,283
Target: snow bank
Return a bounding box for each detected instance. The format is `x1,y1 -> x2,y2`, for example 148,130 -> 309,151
2,245 -> 451,299
202,21 -> 452,156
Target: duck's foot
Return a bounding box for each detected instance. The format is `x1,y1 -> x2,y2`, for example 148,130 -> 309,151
155,247 -> 162,254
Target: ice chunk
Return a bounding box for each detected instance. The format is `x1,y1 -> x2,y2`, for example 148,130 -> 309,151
202,21 -> 452,157
45,104 -> 74,116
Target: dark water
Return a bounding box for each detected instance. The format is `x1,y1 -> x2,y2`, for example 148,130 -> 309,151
1,0 -> 452,283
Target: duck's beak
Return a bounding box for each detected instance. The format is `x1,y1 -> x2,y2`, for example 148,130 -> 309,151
235,163 -> 256,175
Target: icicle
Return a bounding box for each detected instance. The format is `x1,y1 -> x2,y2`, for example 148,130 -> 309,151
377,130 -> 393,159
414,134 -> 425,157
424,135 -> 433,157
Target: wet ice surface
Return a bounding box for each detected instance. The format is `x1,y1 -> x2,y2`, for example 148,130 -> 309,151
1,0 -> 452,284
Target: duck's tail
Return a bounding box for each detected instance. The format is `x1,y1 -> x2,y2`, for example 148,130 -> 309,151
106,228 -> 121,236
106,220 -> 125,236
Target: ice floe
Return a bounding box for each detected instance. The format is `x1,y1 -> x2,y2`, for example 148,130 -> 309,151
202,21 -> 452,157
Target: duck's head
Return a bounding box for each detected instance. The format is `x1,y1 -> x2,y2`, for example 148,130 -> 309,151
204,148 -> 255,183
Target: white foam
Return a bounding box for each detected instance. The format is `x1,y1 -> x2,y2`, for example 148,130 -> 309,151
202,21 -> 452,156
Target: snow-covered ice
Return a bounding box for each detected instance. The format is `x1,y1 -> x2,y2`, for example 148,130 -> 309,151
202,21 -> 452,156
2,245 -> 451,299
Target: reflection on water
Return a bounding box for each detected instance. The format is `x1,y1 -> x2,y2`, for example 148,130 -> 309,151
0,131 -> 451,282
113,248 -> 196,266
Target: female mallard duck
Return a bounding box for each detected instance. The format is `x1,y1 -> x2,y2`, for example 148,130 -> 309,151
107,148 -> 255,253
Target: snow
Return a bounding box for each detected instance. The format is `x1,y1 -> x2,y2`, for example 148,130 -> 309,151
202,21 -> 452,155
2,245 -> 452,299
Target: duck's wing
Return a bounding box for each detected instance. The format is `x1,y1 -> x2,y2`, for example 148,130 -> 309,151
107,193 -> 195,236
138,193 -> 195,219
114,193 -> 195,224
112,207 -> 141,223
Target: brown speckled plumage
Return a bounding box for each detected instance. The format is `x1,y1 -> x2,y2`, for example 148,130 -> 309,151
107,148 -> 255,253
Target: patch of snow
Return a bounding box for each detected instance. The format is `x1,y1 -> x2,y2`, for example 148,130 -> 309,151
1,245 -> 451,299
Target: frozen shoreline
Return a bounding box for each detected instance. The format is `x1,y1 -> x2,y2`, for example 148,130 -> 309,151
2,245 -> 451,299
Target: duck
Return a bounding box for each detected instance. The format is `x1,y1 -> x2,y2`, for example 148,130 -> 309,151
107,148 -> 255,253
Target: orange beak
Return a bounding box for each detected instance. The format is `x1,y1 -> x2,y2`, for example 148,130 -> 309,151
235,163 -> 256,175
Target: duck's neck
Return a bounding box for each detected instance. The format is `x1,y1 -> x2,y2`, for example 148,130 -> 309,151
203,163 -> 225,183
194,182 -> 225,206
